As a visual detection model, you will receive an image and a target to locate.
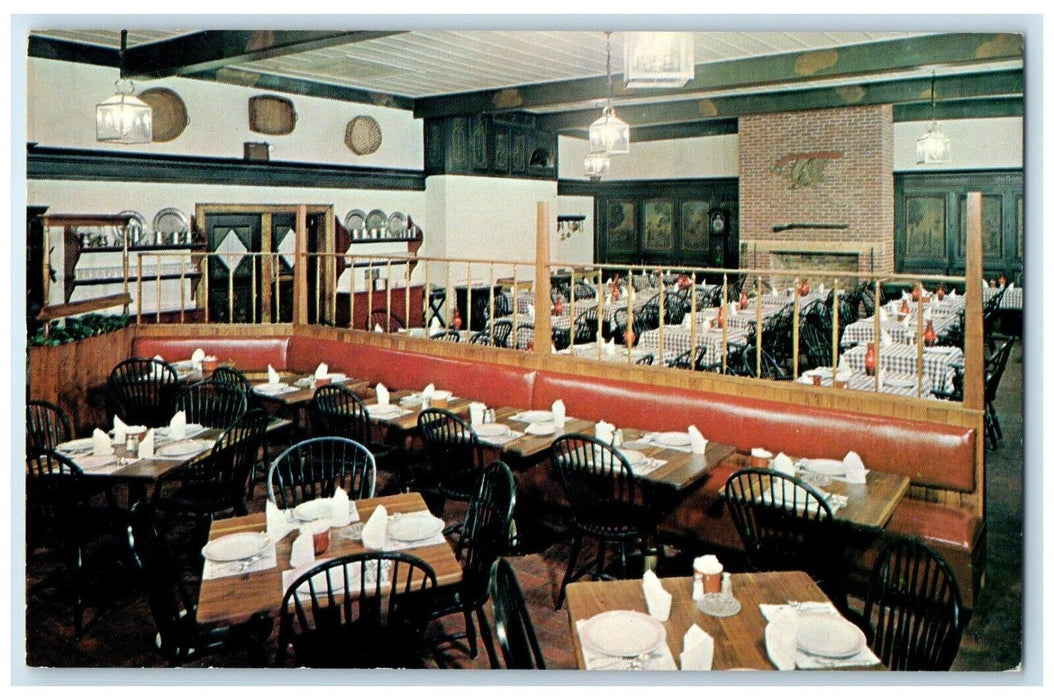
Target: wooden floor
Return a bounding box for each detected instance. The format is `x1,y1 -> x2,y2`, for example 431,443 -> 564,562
22,343 -> 1024,674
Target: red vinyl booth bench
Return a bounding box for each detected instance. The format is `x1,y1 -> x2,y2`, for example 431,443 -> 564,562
130,332 -> 984,605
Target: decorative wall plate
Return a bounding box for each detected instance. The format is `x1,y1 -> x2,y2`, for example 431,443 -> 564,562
153,207 -> 190,236
138,87 -> 189,142
365,209 -> 387,231
248,95 -> 297,135
344,209 -> 367,231
346,115 -> 382,155
387,211 -> 407,236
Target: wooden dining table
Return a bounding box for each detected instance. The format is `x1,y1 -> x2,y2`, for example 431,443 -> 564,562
195,492 -> 462,627
565,571 -> 884,671
718,453 -> 910,530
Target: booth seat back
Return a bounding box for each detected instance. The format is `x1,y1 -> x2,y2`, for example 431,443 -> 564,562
131,337 -> 291,371
288,337 -> 536,410
533,370 -> 976,493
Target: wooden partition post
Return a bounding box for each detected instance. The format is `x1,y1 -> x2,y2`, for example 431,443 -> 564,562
963,193 -> 984,410
293,205 -> 309,324
534,202 -> 552,355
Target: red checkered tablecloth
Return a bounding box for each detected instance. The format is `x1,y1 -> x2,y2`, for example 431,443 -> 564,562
841,343 -> 962,392
841,312 -> 961,348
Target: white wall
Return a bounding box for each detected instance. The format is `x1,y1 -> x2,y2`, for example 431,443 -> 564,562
27,58 -> 422,169
893,117 -> 1023,171
555,196 -> 595,265
559,133 -> 739,180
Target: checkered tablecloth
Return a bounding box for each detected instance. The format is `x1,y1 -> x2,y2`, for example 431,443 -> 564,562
883,297 -> 962,318
560,342 -> 657,364
984,285 -> 1023,310
841,312 -> 961,348
797,368 -> 936,399
841,343 -> 962,392
637,323 -> 749,363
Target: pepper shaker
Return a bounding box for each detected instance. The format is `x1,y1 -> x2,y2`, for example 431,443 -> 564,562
721,572 -> 733,597
692,572 -> 704,601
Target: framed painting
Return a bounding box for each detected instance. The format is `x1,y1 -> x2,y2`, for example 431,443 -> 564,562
904,195 -> 947,259
681,201 -> 710,251
643,200 -> 674,251
605,200 -> 637,253
958,194 -> 1003,258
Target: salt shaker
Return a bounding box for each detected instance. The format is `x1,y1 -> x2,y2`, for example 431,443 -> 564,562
692,572 -> 704,601
613,428 -> 624,448
125,433 -> 139,454
721,572 -> 733,597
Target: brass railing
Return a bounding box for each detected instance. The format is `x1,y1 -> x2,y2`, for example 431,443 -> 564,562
132,248 -> 971,403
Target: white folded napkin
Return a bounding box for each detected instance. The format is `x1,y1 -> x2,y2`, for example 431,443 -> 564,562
604,338 -> 616,357
843,451 -> 868,484
429,316 -> 442,335
771,452 -> 795,476
687,425 -> 707,455
267,364 -> 280,384
374,324 -> 384,333
527,303 -> 535,320
772,286 -> 779,296
681,312 -> 692,327
878,307 -> 888,321
92,428 -> 114,457
113,415 -> 128,444
169,410 -> 187,441
902,290 -> 911,299
361,504 -> 388,551
138,429 -> 155,458
289,529 -> 316,568
329,487 -> 354,527
1008,282 -> 1015,289
422,383 -> 435,400
315,362 -> 328,379
901,313 -> 911,326
375,383 -> 390,406
266,500 -> 297,541
818,282 -> 826,297
191,348 -> 205,366
881,330 -> 893,347
642,569 -> 672,621
595,420 -> 615,445
680,624 -> 715,671
552,399 -> 566,429
949,288 -> 958,297
982,278 -> 989,288
469,401 -> 486,426
153,354 -> 165,362
765,608 -> 799,671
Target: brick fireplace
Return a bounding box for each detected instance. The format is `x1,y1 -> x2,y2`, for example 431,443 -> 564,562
738,104 -> 895,278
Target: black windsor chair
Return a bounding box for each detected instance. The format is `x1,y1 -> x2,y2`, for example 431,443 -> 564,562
488,558 -> 546,669
267,436 -> 377,508
108,358 -> 181,428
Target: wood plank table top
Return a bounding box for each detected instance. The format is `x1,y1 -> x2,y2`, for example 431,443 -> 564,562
61,427 -> 223,484
364,389 -> 471,431
195,492 -> 462,626
719,453 -> 911,530
242,371 -> 371,407
619,428 -> 737,491
566,571 -> 883,672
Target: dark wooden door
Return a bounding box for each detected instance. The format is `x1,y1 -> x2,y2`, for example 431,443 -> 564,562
205,213 -> 262,323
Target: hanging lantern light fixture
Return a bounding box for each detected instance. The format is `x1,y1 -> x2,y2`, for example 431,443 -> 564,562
583,151 -> 610,182
915,72 -> 950,164
96,30 -> 153,145
623,32 -> 695,88
588,32 -> 630,156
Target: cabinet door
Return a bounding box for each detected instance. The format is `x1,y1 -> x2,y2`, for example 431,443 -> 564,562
901,193 -> 953,273
205,214 -> 262,323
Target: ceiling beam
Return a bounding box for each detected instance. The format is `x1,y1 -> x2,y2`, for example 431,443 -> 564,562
413,32 -> 1023,119
28,35 -> 119,67
562,118 -> 739,143
121,30 -> 404,79
537,69 -> 1023,132
893,96 -> 1023,121
187,67 -> 414,110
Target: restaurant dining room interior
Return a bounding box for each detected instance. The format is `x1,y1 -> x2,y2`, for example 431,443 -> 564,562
14,15 -> 1040,682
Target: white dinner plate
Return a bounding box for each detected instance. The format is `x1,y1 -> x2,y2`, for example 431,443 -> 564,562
387,512 -> 445,541
654,432 -> 691,448
255,382 -> 292,394
519,410 -> 554,423
202,532 -> 270,563
56,437 -> 95,453
525,422 -> 556,436
475,423 -> 509,439
798,458 -> 847,476
579,610 -> 666,658
370,404 -> 404,418
883,377 -> 917,388
616,449 -> 648,467
796,614 -> 867,658
157,439 -> 214,458
292,499 -> 335,523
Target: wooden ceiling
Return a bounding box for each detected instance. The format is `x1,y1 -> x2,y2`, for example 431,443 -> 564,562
28,29 -> 1024,140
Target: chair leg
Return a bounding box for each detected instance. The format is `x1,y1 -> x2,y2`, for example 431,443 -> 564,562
476,604 -> 500,670
462,608 -> 478,658
556,533 -> 583,609
73,543 -> 85,639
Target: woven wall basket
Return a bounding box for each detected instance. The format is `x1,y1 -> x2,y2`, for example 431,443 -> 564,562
138,87 -> 188,142
249,95 -> 297,135
345,115 -> 382,155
